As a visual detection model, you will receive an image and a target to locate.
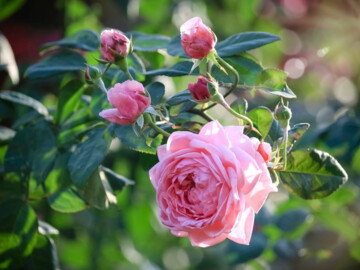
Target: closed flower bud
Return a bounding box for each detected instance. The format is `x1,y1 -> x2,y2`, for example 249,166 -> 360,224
99,80 -> 150,125
100,29 -> 131,62
274,102 -> 292,128
85,66 -> 102,82
180,17 -> 216,59
188,76 -> 211,102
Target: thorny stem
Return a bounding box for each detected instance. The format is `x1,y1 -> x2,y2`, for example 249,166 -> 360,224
144,113 -> 170,137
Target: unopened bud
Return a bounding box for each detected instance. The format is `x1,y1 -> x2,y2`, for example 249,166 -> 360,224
275,101 -> 292,128
85,66 -> 102,83
188,76 -> 211,103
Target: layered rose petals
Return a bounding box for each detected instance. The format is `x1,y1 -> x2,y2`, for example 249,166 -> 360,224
149,121 -> 277,247
99,80 -> 150,125
180,17 -> 215,59
100,29 -> 130,62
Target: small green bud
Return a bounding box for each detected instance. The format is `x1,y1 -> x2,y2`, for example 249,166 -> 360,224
274,101 -> 292,128
85,65 -> 102,82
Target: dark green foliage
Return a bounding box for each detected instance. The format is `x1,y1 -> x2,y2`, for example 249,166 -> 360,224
279,149 -> 348,199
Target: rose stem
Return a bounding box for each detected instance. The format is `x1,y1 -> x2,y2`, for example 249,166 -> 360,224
125,69 -> 133,80
187,108 -> 214,122
98,78 -> 108,94
202,56 -> 239,112
282,127 -> 288,169
144,113 -> 170,137
220,100 -> 254,134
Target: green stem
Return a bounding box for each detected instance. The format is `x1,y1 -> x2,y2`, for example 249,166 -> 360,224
282,127 -> 288,169
98,78 -> 108,94
202,56 -> 240,112
117,58 -> 133,80
217,56 -> 239,98
187,108 -> 214,122
144,113 -> 170,137
125,69 -> 133,80
219,96 -> 254,132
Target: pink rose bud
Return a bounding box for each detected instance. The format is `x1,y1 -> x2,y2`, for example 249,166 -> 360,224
149,121 -> 277,247
100,29 -> 131,62
99,80 -> 150,125
188,76 -> 211,101
180,17 -> 216,59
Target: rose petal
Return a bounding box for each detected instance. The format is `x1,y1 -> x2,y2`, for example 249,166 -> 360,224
228,207 -> 255,245
99,108 -> 133,125
199,120 -> 229,146
189,230 -> 228,247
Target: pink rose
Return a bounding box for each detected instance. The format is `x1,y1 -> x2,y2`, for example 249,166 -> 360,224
180,17 -> 216,59
100,29 -> 130,62
188,76 -> 211,101
149,121 -> 277,247
99,80 -> 150,125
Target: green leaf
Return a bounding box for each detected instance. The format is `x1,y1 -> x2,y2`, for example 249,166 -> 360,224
254,69 -> 296,98
0,33 -> 19,84
351,146 -> 360,175
55,80 -> 85,124
146,82 -> 165,105
114,125 -> 163,154
166,90 -> 192,106
68,128 -> 112,188
0,173 -> 27,201
44,152 -> 72,195
41,29 -> 100,53
230,98 -> 248,115
268,119 -> 283,143
25,51 -> 86,79
275,209 -> 309,232
278,149 -> 348,199
247,106 -> 273,139
78,169 -> 117,209
0,126 -> 15,144
128,31 -> 170,52
226,233 -> 268,264
0,0 -> 26,21
5,120 -> 57,185
25,234 -> 60,270
211,54 -> 263,85
0,90 -> 48,116
143,61 -> 199,76
101,166 -> 134,194
289,123 -> 310,143
216,32 -> 280,57
273,239 -> 301,259
167,34 -> 188,58
48,187 -> 87,213
350,242 -> 360,262
0,200 -> 38,268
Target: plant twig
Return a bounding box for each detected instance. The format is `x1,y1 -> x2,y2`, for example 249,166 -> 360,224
144,113 -> 170,137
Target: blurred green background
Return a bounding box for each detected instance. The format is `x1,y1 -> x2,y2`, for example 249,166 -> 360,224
1,0 -> 360,269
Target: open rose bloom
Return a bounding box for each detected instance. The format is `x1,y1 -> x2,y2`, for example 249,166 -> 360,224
99,80 -> 150,125
180,17 -> 216,59
149,121 -> 277,247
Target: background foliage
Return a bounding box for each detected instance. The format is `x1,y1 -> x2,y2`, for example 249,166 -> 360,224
1,0 -> 360,269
